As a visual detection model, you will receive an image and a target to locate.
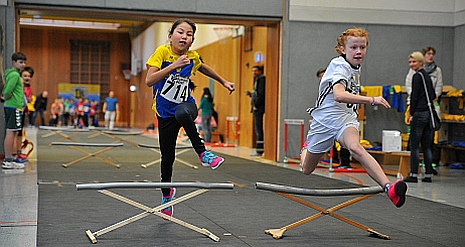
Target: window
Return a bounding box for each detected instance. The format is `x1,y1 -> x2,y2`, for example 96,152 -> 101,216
70,40 -> 110,119
70,40 -> 110,92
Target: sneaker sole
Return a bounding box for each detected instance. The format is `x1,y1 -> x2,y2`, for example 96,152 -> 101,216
210,158 -> 225,170
394,181 -> 407,207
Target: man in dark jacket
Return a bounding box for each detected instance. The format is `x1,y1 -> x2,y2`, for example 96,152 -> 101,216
246,65 -> 266,156
32,91 -> 48,126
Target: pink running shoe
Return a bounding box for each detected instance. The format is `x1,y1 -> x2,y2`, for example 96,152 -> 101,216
199,151 -> 224,170
161,188 -> 176,219
302,140 -> 309,150
387,180 -> 407,208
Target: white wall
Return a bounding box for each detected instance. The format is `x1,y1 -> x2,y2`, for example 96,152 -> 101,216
290,0 -> 465,26
132,22 -> 232,72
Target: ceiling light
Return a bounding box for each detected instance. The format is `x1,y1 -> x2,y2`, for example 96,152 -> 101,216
20,18 -> 121,30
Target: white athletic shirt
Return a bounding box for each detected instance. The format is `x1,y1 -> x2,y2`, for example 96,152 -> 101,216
308,56 -> 360,130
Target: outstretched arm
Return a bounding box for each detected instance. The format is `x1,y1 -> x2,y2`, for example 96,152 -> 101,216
198,64 -> 235,93
333,83 -> 391,108
145,55 -> 191,87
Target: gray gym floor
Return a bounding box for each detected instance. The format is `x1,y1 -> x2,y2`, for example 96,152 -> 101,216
1,127 -> 464,246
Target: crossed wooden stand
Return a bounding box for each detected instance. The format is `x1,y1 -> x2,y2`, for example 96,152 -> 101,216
40,126 -> 89,142
52,142 -> 124,168
255,182 -> 390,240
138,143 -> 197,169
76,182 -> 234,244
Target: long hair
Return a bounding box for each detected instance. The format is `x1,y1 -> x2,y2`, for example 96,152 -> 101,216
202,87 -> 213,103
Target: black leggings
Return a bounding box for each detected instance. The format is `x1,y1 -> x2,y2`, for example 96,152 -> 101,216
157,102 -> 206,194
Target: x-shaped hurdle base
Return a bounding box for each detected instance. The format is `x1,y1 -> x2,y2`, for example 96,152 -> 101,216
255,182 -> 389,240
52,142 -> 124,168
138,143 -> 198,169
40,126 -> 89,142
88,130 -> 143,148
76,182 -> 234,244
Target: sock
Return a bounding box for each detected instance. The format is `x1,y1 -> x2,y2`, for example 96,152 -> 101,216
410,173 -> 418,178
424,174 -> 432,178
383,183 -> 391,193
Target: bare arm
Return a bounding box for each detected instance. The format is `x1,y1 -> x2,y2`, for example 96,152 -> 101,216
198,64 -> 235,93
145,55 -> 191,87
333,83 -> 391,108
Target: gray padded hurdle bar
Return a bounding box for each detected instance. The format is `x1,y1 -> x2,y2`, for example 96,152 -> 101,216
138,143 -> 193,149
39,126 -> 90,132
40,126 -> 89,141
102,130 -> 144,135
77,182 -> 234,243
52,142 -> 124,147
255,182 -> 383,196
76,182 -> 234,190
255,182 -> 389,240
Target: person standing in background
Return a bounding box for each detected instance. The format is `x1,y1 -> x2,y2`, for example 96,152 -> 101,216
199,87 -> 214,143
27,94 -> 36,126
32,91 -> 48,126
49,98 -> 62,126
75,97 -> 85,128
247,65 -> 266,156
62,98 -> 72,126
405,46 -> 443,105
403,52 -> 436,183
2,52 -> 27,169
83,98 -> 91,127
103,91 -> 119,130
22,66 -> 34,125
14,66 -> 35,163
90,99 -> 99,127
404,46 -> 442,175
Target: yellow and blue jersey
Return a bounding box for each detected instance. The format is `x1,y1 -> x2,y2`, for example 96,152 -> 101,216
146,45 -> 202,118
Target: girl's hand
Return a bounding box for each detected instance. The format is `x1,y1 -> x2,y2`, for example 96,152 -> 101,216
173,55 -> 191,69
372,96 -> 391,108
223,81 -> 235,94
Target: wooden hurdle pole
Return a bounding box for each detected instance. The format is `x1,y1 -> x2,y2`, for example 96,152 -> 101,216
255,182 -> 389,240
138,143 -> 198,169
98,130 -> 144,147
76,182 -> 234,243
52,142 -> 124,168
40,126 -> 89,140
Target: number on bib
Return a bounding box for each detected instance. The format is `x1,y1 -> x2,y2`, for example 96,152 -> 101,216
160,74 -> 189,103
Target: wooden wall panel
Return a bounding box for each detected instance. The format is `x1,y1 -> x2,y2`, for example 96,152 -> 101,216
264,24 -> 280,161
191,26 -> 278,160
191,37 -> 239,142
238,27 -> 268,150
18,25 -> 280,161
19,28 -> 131,126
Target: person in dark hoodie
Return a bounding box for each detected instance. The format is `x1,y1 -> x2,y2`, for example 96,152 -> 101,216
246,65 -> 266,156
32,91 -> 48,126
